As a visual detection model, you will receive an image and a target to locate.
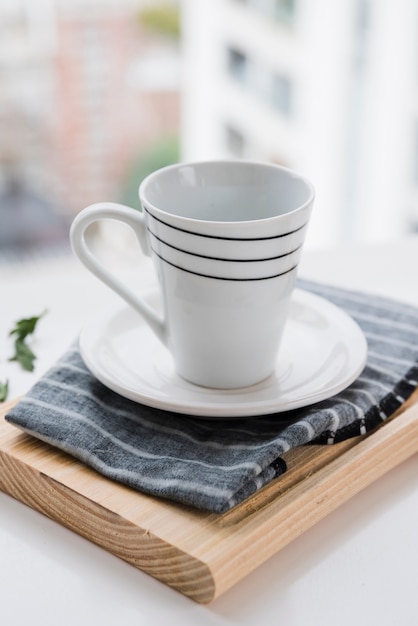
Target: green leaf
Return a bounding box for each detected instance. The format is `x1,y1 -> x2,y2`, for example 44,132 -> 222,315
9,310 -> 47,342
0,380 -> 9,403
9,339 -> 36,372
8,310 -> 47,371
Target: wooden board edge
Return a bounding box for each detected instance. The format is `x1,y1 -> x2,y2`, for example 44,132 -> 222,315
2,391 -> 418,603
207,398 -> 418,597
0,434 -> 216,604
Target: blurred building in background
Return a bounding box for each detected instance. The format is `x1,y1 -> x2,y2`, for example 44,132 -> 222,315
1,0 -> 418,259
181,0 -> 418,248
0,0 -> 180,260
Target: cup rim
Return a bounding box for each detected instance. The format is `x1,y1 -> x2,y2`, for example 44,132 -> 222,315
138,159 -> 315,226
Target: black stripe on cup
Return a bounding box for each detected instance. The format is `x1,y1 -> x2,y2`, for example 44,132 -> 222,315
144,207 -> 308,241
150,244 -> 299,282
147,227 -> 303,262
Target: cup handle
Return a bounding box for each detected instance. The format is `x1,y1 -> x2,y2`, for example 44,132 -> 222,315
70,202 -> 167,345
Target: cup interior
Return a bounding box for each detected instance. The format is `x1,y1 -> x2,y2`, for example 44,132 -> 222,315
140,161 -> 313,222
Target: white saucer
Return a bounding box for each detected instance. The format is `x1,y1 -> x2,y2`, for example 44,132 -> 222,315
79,289 -> 367,418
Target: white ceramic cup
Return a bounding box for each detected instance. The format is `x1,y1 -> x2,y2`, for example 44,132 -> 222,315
70,160 -> 315,389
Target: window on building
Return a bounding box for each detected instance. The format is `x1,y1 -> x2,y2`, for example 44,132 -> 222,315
227,47 -> 248,84
271,73 -> 293,116
225,125 -> 246,157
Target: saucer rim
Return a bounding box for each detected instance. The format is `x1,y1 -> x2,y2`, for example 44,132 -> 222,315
79,288 -> 368,418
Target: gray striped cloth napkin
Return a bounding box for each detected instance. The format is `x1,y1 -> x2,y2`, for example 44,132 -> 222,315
5,280 -> 418,513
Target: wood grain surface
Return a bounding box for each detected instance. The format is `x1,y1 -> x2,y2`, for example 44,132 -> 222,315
1,390 -> 418,603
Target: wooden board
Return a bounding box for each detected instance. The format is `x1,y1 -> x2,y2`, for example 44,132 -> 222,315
1,391 -> 418,604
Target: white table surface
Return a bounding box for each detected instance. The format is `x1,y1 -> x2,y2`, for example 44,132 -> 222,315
1,236 -> 418,626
